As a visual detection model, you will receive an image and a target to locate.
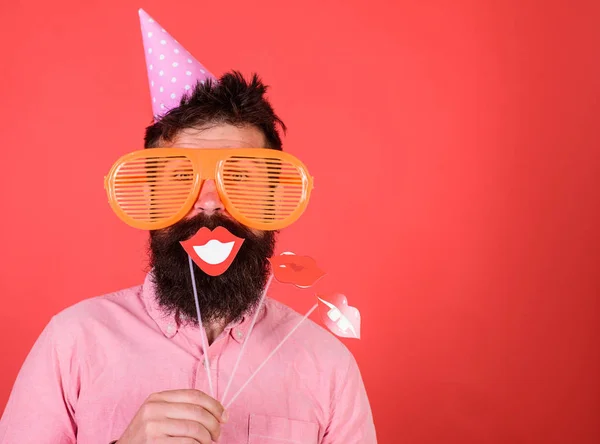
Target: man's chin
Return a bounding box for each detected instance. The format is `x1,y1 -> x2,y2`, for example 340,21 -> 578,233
148,213 -> 276,324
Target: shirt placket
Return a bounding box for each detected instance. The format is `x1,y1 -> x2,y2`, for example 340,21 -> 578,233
193,330 -> 230,399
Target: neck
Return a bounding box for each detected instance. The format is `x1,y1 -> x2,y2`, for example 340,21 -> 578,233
204,319 -> 228,345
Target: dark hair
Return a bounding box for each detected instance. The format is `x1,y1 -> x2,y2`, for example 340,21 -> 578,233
144,71 -> 286,150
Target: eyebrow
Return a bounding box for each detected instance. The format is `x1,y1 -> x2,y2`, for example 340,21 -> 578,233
168,139 -> 263,148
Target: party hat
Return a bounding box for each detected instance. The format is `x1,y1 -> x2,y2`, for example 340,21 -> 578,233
138,9 -> 216,119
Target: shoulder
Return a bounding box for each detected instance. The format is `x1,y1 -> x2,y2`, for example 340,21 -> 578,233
25,284 -> 146,376
50,284 -> 145,339
262,298 -> 356,371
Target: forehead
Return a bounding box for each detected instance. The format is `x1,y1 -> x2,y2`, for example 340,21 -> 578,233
165,124 -> 267,149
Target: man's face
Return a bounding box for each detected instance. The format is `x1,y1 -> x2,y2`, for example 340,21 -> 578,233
162,124 -> 269,231
149,124 -> 276,326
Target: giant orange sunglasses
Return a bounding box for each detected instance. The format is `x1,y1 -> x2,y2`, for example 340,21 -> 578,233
104,148 -> 313,231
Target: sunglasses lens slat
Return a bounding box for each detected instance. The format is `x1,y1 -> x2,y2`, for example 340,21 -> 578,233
221,155 -> 307,227
107,149 -> 311,230
111,155 -> 195,225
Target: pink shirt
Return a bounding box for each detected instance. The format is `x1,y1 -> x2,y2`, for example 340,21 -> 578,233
0,273 -> 376,443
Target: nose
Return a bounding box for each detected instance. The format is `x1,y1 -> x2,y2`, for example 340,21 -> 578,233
193,179 -> 224,215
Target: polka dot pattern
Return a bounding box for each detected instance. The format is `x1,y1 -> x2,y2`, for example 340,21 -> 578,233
138,8 -> 216,120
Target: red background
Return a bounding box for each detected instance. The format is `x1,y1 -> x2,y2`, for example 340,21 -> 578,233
1,0 -> 599,442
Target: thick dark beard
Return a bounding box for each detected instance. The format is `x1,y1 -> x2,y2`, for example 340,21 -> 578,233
148,213 -> 276,327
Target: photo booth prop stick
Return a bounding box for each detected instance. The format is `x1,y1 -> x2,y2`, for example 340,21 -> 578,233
181,225 -> 245,399
221,273 -> 273,404
221,252 -> 324,405
225,303 -> 318,409
224,293 -> 361,409
188,255 -> 215,398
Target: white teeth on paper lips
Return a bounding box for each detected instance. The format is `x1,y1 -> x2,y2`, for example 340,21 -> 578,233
336,316 -> 354,333
327,307 -> 343,322
193,240 -> 235,265
319,298 -> 359,338
319,298 -> 340,321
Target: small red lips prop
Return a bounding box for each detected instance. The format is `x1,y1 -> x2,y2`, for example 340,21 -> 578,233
268,252 -> 326,288
180,226 -> 244,277
317,293 -> 361,339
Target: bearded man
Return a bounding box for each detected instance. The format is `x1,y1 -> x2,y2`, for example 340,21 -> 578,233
0,10 -> 376,444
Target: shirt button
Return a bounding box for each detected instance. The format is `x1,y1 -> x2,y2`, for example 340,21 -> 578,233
167,324 -> 175,334
236,329 -> 244,340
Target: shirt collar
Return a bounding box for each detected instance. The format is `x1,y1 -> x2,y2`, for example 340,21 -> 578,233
223,302 -> 268,344
142,272 -> 268,341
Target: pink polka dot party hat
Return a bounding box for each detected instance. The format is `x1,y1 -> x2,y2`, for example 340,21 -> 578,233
138,9 -> 217,120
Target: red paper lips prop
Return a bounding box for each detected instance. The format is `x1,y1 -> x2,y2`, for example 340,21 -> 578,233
180,226 -> 244,276
268,252 -> 326,288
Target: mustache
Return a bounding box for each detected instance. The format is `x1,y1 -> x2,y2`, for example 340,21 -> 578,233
151,212 -> 261,245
